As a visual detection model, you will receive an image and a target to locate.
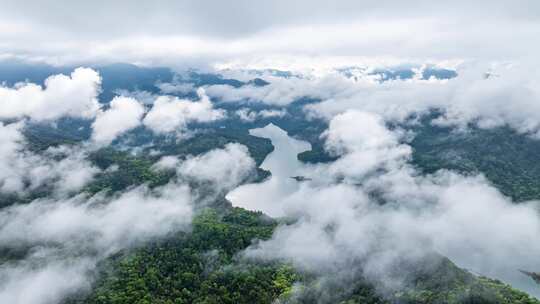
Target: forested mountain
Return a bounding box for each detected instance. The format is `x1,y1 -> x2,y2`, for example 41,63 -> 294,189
1,62 -> 539,304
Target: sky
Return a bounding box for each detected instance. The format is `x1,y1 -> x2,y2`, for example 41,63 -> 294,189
0,0 -> 539,68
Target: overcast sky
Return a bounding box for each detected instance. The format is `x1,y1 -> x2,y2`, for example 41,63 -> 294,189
0,0 -> 539,68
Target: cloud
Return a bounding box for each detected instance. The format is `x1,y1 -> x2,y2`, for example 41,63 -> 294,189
143,88 -> 225,135
307,63 -> 540,137
164,143 -> 256,193
38,146 -> 101,194
0,68 -> 101,121
2,1 -> 538,39
91,96 -> 145,145
0,122 -> 99,195
259,109 -> 286,118
232,114 -> 540,297
0,185 -> 193,252
0,1 -> 539,66
158,82 -> 195,95
205,75 -> 350,106
235,107 -> 287,122
322,111 -> 411,180
243,173 -> 540,296
207,62 -> 540,139
0,256 -> 94,304
0,121 -> 27,193
0,140 -> 264,303
0,139 -> 258,304
0,183 -> 193,304
152,155 -> 180,170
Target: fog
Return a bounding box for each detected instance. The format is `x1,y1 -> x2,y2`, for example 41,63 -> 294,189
0,142 -> 256,304
230,121 -> 540,298
0,122 -> 99,195
206,63 -> 540,140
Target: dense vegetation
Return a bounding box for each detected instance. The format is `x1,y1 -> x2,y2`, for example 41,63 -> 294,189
61,204 -> 538,304
297,115 -> 540,202
64,208 -> 299,304
410,123 -> 540,202
1,65 -> 539,303
5,114 -> 540,303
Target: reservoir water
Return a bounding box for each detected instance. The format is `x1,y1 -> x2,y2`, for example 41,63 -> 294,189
226,123 -> 311,217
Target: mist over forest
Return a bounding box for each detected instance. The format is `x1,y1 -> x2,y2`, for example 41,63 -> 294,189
1,1 -> 540,303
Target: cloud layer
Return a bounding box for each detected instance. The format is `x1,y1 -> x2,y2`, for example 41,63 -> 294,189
0,65 -> 257,303
0,68 -> 101,121
0,1 -> 539,66
0,184 -> 193,304
0,141 -> 256,304
206,62 -> 540,139
231,113 -> 540,298
91,96 -> 145,145
143,88 -> 225,135
0,122 -> 99,195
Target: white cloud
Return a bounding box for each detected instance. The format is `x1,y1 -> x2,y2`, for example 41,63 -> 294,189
259,109 -> 286,118
143,88 -> 225,134
158,82 -> 195,95
323,111 -> 411,180
307,63 -> 540,137
243,172 -> 540,296
0,2 -> 539,66
152,155 -> 180,171
0,68 -> 101,121
205,75 -> 349,106
0,139 -> 264,303
0,121 -> 27,193
91,96 -> 145,145
232,115 -> 540,297
0,256 -> 94,304
177,143 -> 255,192
0,122 -> 99,195
39,146 -> 100,194
235,108 -> 287,122
0,183 -> 193,304
0,185 -> 193,251
208,62 -> 540,139
235,108 -> 258,122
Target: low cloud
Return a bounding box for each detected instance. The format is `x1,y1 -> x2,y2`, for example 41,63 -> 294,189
0,142 -> 256,304
307,63 -> 540,138
0,68 -> 101,121
91,96 -> 145,145
143,88 -> 225,135
0,67 -> 260,302
0,183 -> 193,304
0,122 -> 99,195
205,75 -> 351,106
155,143 -> 256,194
158,82 -> 195,95
208,63 -> 540,139
235,112 -> 540,298
322,110 -> 411,180
235,108 -> 287,122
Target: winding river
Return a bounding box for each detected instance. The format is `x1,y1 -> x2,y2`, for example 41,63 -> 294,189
226,123 -> 311,217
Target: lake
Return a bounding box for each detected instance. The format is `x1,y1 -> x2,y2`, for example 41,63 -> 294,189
226,123 -> 311,217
